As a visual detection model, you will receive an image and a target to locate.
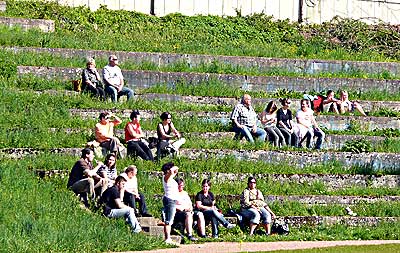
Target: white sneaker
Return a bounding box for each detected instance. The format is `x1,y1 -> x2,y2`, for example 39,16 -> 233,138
226,223 -> 236,229
165,238 -> 178,246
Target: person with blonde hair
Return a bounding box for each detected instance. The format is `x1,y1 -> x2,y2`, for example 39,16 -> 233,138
337,90 -> 367,116
81,57 -> 105,100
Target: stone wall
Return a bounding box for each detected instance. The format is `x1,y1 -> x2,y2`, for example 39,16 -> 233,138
0,17 -> 55,32
10,46 -> 400,75
0,1 -> 6,11
69,108 -> 400,131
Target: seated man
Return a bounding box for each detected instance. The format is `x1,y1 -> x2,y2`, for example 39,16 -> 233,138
67,148 -> 107,207
95,112 -> 123,156
296,99 -> 325,150
230,94 -> 267,143
171,178 -> 198,241
102,55 -> 134,103
120,165 -> 152,217
101,175 -> 142,233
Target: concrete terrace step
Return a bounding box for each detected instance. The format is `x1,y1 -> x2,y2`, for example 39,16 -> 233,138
18,66 -> 400,93
2,146 -> 399,171
34,169 -> 400,190
32,89 -> 400,113
180,148 -> 400,172
69,108 -> 400,131
44,127 -> 397,151
0,17 -> 55,32
7,46 -> 400,75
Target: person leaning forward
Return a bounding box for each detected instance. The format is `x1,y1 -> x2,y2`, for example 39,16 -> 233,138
230,94 -> 267,143
67,148 -> 107,207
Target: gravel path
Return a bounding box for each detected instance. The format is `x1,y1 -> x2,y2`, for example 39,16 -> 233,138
120,240 -> 400,253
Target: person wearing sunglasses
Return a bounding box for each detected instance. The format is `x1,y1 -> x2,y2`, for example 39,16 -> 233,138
240,177 -> 275,236
276,98 -> 299,147
103,55 -> 134,103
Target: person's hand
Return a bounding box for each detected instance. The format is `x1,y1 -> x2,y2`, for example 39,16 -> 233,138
95,160 -> 104,166
271,212 -> 276,219
135,194 -> 140,199
251,125 -> 257,133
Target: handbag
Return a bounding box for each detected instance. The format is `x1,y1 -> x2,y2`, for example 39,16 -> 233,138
272,218 -> 290,235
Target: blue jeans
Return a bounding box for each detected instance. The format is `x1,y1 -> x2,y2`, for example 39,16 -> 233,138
107,207 -> 141,233
241,207 -> 271,225
302,127 -> 325,149
202,208 -> 230,236
105,85 -> 134,102
163,196 -> 176,225
233,125 -> 267,143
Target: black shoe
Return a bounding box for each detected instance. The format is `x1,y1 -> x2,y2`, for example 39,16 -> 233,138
142,213 -> 153,217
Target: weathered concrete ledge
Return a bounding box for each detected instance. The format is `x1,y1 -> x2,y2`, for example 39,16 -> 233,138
153,193 -> 400,205
4,146 -> 398,172
69,108 -> 400,131
45,127 -> 396,151
31,89 -> 400,112
0,1 -> 6,11
17,66 -> 400,93
8,46 -> 400,75
0,17 -> 54,32
179,148 -> 400,172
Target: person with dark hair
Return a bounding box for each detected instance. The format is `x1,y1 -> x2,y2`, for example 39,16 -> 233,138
95,111 -> 123,155
120,165 -> 152,217
81,58 -> 105,100
195,179 -> 235,238
240,177 -> 276,236
296,99 -> 325,150
125,109 -> 154,161
323,90 -> 340,114
230,94 -> 267,143
67,148 -> 107,207
156,112 -> 185,159
102,54 -> 134,103
260,100 -> 286,147
277,98 -> 299,147
97,153 -> 118,188
161,162 -> 179,244
101,175 -> 141,233
173,178 -> 198,241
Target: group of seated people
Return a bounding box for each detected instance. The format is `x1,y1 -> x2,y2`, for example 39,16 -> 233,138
231,91 -> 364,150
93,110 -> 185,161
67,153 -> 276,242
161,162 -> 276,244
81,55 -> 134,103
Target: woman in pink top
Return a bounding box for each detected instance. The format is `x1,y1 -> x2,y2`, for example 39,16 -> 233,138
125,110 -> 154,161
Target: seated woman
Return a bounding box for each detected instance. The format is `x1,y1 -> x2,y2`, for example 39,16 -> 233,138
240,177 -> 276,236
125,109 -> 154,161
81,58 -> 105,101
97,153 -> 117,188
276,98 -> 299,147
195,179 -> 235,239
260,101 -> 286,147
156,112 -> 186,159
337,90 -> 367,116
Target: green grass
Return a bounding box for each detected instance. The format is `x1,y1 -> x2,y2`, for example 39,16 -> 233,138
265,244 -> 400,253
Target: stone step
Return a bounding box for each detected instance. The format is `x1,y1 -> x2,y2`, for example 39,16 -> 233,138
224,216 -> 400,228
0,1 -> 6,11
33,169 -> 400,190
32,90 -> 400,113
0,17 -> 54,32
44,127 -> 397,151
138,216 -> 163,227
3,147 -> 399,172
7,46 -> 400,75
18,66 -> 400,93
69,108 -> 400,131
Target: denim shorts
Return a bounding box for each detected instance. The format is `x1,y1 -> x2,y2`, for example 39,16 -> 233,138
163,196 -> 176,225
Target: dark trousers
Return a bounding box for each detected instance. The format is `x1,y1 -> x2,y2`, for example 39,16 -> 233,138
123,191 -> 148,215
85,85 -> 105,101
127,140 -> 154,161
278,127 -> 299,147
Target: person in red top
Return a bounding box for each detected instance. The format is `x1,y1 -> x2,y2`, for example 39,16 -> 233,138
125,110 -> 154,161
95,112 -> 122,155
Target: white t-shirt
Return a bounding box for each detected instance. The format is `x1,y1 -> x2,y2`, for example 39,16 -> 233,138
163,176 -> 179,200
120,172 -> 138,195
103,64 -> 123,86
296,108 -> 314,128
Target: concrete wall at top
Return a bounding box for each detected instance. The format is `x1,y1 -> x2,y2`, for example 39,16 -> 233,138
52,0 -> 400,24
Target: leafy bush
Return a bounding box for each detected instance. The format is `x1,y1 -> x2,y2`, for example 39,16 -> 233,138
342,139 -> 372,153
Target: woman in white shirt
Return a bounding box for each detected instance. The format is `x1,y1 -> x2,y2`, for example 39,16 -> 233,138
260,101 -> 286,147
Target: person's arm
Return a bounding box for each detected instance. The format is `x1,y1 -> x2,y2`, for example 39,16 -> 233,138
169,122 -> 181,138
264,205 -> 276,219
109,114 -> 122,126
